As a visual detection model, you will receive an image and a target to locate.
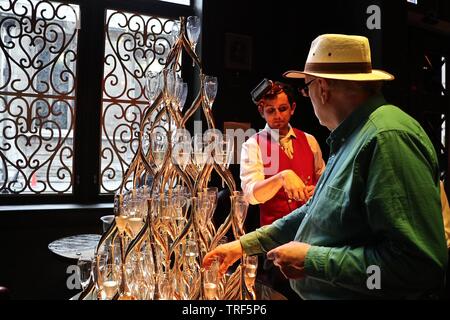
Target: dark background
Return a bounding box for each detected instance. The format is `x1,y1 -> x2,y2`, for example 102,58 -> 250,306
1,0 -> 449,299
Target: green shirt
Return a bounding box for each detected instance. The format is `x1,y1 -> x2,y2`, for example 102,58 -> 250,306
240,95 -> 448,299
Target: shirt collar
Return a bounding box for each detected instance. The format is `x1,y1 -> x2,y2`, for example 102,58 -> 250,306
264,123 -> 296,142
326,94 -> 387,152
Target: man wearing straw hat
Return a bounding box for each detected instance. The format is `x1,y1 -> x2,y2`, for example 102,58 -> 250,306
204,34 -> 448,299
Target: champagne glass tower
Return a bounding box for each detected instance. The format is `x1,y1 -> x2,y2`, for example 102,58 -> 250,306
81,16 -> 253,301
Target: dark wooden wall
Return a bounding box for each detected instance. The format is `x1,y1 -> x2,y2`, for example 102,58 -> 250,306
1,0 -> 449,299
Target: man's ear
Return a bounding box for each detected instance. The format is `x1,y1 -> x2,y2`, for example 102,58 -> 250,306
258,104 -> 265,118
317,78 -> 330,104
290,102 -> 296,115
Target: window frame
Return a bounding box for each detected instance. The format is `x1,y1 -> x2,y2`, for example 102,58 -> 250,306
0,0 -> 196,205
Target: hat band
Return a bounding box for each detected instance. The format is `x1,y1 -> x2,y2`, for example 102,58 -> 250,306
305,62 -> 372,74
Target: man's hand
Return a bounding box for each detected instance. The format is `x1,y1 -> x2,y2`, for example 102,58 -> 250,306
280,170 -> 306,202
266,241 -> 311,279
202,240 -> 243,277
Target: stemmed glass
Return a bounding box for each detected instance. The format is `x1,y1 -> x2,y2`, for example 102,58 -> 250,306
232,191 -> 249,234
100,264 -> 121,300
126,250 -> 155,300
169,21 -> 181,48
203,258 -> 220,300
214,134 -> 233,187
203,76 -> 218,109
173,81 -> 188,113
192,134 -> 209,173
184,237 -> 200,293
172,130 -> 191,171
151,130 -> 168,171
145,70 -> 161,105
243,255 -> 258,300
204,187 -> 218,220
161,69 -> 176,106
125,198 -> 144,239
186,16 -> 201,66
114,198 -> 137,300
172,74 -> 183,107
77,256 -> 92,292
157,271 -> 174,300
203,187 -> 218,235
179,83 -> 188,112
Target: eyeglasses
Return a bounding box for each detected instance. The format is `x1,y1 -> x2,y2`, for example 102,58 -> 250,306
298,79 -> 316,98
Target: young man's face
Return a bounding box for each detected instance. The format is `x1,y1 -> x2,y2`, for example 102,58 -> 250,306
259,92 -> 295,132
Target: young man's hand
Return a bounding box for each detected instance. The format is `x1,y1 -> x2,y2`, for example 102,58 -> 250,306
280,170 -> 307,202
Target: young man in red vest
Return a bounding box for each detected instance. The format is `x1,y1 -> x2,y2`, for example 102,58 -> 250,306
240,81 -> 325,226
239,80 -> 325,299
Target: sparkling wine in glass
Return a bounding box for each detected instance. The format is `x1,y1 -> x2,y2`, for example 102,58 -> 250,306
203,259 -> 219,300
151,131 -> 167,171
192,134 -> 208,172
244,255 -> 258,300
100,264 -> 120,300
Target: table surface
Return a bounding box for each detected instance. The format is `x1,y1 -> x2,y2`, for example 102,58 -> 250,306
48,234 -> 102,260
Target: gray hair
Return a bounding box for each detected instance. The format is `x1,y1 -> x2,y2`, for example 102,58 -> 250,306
325,79 -> 383,96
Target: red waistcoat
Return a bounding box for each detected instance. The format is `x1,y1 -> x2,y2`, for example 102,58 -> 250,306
256,128 -> 316,226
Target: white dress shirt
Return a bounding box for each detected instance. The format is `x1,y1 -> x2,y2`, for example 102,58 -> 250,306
240,124 -> 326,205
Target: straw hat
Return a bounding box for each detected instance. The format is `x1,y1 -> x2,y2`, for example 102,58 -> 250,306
283,34 -> 394,81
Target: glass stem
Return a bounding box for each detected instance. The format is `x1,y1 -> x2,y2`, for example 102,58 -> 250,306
119,234 -> 130,295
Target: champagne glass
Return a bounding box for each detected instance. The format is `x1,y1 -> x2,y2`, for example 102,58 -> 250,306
244,255 -> 258,300
179,82 -> 188,112
172,130 -> 191,171
169,20 -> 181,48
196,191 -> 207,228
115,207 -> 129,239
145,70 -> 161,105
204,187 -> 218,220
203,76 -> 218,109
186,16 -> 201,66
214,134 -> 233,187
172,74 -> 183,107
192,134 -> 208,172
151,130 -> 167,171
232,191 -> 248,233
203,258 -> 219,300
184,238 -> 200,287
161,69 -> 175,105
157,271 -> 174,300
77,256 -> 92,291
178,270 -> 192,300
126,198 -> 144,238
100,264 -> 121,300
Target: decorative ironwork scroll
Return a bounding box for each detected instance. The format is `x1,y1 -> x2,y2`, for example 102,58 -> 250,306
100,11 -> 178,194
0,0 -> 79,194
